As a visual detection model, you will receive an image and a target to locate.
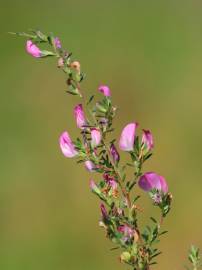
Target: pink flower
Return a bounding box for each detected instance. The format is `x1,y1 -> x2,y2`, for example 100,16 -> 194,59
100,203 -> 108,220
103,173 -> 117,191
54,37 -> 62,49
85,160 -> 96,172
98,85 -> 111,97
90,179 -> 97,190
74,104 -> 86,129
110,143 -> 120,163
108,179 -> 118,191
118,225 -> 134,242
119,123 -> 138,151
59,131 -> 78,158
142,129 -> 154,151
26,40 -> 41,58
138,172 -> 168,194
91,128 -> 101,148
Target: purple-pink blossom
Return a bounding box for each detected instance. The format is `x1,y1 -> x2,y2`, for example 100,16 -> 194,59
110,143 -> 120,163
118,224 -> 134,242
100,203 -> 108,220
142,129 -> 154,151
119,122 -> 138,151
26,40 -> 41,58
108,179 -> 118,191
91,128 -> 101,148
85,160 -> 96,172
74,104 -> 86,129
98,85 -> 111,97
138,172 -> 168,194
59,131 -> 78,158
103,173 -> 118,191
90,179 -> 97,191
54,37 -> 62,49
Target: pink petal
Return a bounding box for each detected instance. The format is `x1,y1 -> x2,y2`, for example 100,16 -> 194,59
119,123 -> 138,151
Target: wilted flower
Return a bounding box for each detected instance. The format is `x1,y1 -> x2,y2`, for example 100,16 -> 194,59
103,173 -> 114,182
59,131 -> 78,158
91,128 -> 101,148
98,85 -> 111,97
119,122 -> 138,151
54,37 -> 62,49
99,117 -> 108,126
57,57 -> 64,68
26,40 -> 41,58
117,208 -> 124,216
74,104 -> 86,129
110,143 -> 120,163
142,129 -> 154,151
71,61 -> 81,73
85,160 -> 96,172
138,172 -> 168,194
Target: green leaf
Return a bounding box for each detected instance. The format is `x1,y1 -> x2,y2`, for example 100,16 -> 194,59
40,50 -> 55,57
87,95 -> 94,105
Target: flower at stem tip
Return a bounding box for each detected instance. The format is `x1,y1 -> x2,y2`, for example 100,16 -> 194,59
59,131 -> 78,158
119,122 -> 138,152
98,85 -> 111,97
26,40 -> 42,58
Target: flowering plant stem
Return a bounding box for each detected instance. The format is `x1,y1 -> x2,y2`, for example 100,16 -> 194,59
12,29 -> 201,270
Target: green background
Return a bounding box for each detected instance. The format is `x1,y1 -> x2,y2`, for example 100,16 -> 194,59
1,1 -> 202,269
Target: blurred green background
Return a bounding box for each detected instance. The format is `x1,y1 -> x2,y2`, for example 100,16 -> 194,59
1,0 -> 202,269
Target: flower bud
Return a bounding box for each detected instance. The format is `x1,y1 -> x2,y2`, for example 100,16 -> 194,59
119,122 -> 138,151
142,129 -> 154,151
110,143 -> 120,163
59,131 -> 78,158
100,203 -> 108,220
90,179 -> 102,198
91,128 -> 101,148
70,61 -> 81,73
54,37 -> 62,49
98,85 -> 111,97
120,251 -> 131,263
84,160 -> 96,172
57,57 -> 64,68
138,172 -> 168,194
26,40 -> 41,58
74,104 -> 86,129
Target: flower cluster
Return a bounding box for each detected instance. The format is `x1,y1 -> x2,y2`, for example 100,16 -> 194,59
13,29 -> 200,270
